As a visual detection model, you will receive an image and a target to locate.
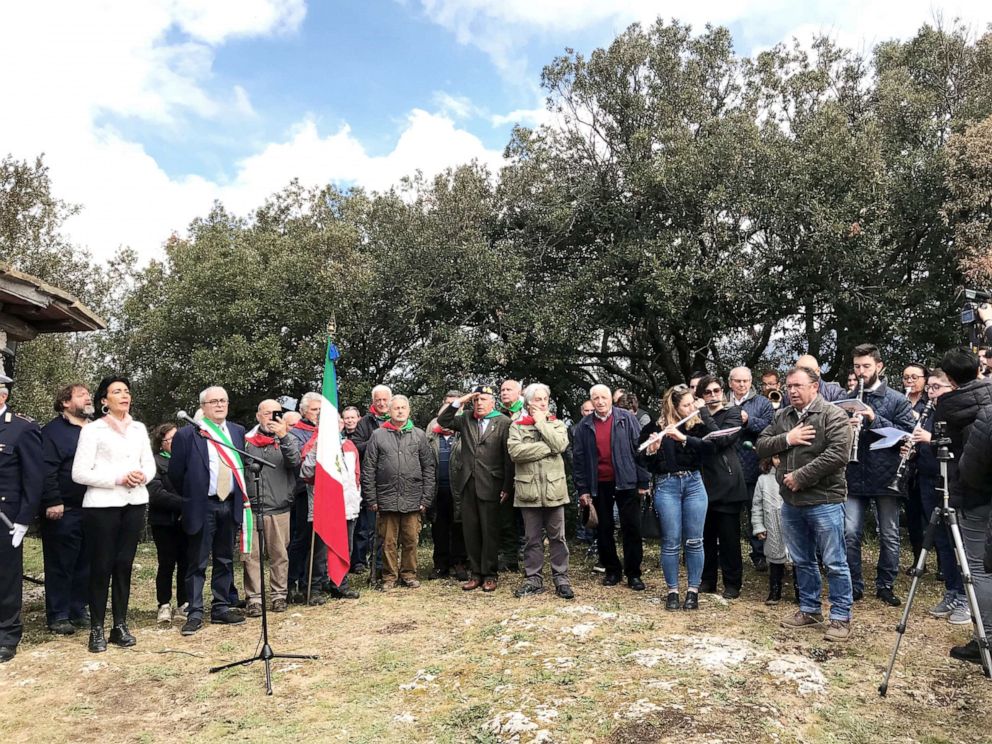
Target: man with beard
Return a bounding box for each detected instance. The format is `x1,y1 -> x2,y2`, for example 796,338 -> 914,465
696,375 -> 749,599
843,344 -> 915,607
40,384 -> 95,635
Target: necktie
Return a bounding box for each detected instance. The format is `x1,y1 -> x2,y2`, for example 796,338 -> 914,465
479,419 -> 486,437
216,456 -> 231,501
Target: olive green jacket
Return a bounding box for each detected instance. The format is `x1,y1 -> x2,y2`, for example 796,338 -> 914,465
507,416 -> 569,508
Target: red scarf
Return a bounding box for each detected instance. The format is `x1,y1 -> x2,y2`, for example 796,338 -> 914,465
302,430 -> 318,459
383,419 -> 413,433
368,405 -> 389,420
293,419 -> 317,433
246,430 -> 277,448
514,414 -> 557,426
432,424 -> 454,435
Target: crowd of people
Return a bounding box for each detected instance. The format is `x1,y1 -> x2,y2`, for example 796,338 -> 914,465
1,322 -> 992,673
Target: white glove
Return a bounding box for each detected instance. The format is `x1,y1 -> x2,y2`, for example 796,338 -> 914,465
11,523 -> 28,548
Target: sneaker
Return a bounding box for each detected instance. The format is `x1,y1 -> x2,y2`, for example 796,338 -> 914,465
592,562 -> 607,574
245,603 -> 263,618
929,591 -> 956,618
824,619 -> 851,642
950,639 -> 986,666
211,609 -> 246,625
180,617 -> 203,636
328,587 -> 360,600
780,610 -> 825,628
157,604 -> 173,624
555,584 -> 575,600
948,597 -> 972,626
306,592 -> 327,606
174,603 -> 188,620
876,587 -> 901,607
514,582 -> 545,598
402,579 -> 421,589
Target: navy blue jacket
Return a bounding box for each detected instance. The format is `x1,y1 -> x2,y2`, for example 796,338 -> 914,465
845,381 -> 916,498
0,408 -> 44,526
41,415 -> 87,509
572,407 -> 649,496
168,421 -> 247,535
729,391 -> 774,485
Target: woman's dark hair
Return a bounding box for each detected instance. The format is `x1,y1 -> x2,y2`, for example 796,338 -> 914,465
151,422 -> 177,452
694,374 -> 722,399
94,375 -> 131,413
904,362 -> 931,379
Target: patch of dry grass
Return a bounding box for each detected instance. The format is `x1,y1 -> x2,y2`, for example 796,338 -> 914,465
2,538 -> 990,743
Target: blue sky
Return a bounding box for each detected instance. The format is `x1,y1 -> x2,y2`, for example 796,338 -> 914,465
2,0 -> 991,262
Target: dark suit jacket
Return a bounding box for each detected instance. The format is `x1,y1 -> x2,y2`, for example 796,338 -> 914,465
437,404 -> 513,501
168,421 -> 246,535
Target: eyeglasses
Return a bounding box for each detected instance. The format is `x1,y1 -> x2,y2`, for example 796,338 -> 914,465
703,387 -> 722,396
925,383 -> 951,392
785,383 -> 812,390
204,398 -> 228,406
902,374 -> 923,381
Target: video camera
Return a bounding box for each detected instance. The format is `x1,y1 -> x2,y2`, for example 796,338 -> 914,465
957,287 -> 992,349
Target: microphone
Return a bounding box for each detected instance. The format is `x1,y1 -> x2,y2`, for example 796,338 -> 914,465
177,410 -> 205,429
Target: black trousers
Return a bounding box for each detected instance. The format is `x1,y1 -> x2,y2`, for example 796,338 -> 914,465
744,481 -> 765,563
40,506 -> 89,624
905,476 -> 926,555
702,508 -> 743,591
0,512 -> 24,647
432,486 -> 466,571
83,504 -> 146,629
461,480 -> 502,580
185,498 -> 236,621
594,481 -> 642,579
151,524 -> 188,607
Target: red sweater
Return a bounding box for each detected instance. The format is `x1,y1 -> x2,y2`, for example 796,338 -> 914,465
594,414 -> 615,482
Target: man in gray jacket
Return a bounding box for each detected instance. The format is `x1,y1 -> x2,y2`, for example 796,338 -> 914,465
243,399 -> 301,615
756,366 -> 854,642
361,395 -> 435,590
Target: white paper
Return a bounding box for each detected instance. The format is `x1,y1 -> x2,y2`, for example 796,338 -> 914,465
868,426 -> 912,450
702,426 -> 742,441
831,399 -> 871,414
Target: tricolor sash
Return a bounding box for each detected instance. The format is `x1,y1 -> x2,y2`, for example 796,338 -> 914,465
201,419 -> 252,553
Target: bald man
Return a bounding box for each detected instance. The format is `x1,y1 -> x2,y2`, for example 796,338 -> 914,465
796,355 -> 848,402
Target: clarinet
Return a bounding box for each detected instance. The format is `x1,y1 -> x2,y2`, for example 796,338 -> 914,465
850,377 -> 865,462
887,399 -> 935,492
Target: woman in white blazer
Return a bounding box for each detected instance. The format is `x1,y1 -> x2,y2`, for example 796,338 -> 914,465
72,375 -> 155,653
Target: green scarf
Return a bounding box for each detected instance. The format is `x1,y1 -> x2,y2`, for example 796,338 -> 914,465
474,409 -> 502,420
159,451 -> 171,459
384,418 -> 414,433
502,399 -> 523,415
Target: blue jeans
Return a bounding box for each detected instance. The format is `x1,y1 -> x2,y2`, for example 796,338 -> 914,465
844,495 -> 900,593
782,502 -> 853,621
653,472 -> 707,590
919,475 -> 963,595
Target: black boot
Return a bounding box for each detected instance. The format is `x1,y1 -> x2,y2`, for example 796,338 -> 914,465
766,563 -> 784,605
108,623 -> 136,647
88,625 -> 107,653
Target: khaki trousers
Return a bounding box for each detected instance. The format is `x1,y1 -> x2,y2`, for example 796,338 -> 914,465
243,511 -> 291,604
378,511 -> 421,583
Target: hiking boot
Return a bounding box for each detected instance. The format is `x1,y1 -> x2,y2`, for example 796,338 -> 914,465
665,592 -> 680,611
108,623 -> 136,647
929,591 -> 956,618
948,597 -> 972,626
48,619 -> 76,635
824,619 -> 851,642
876,587 -> 901,607
950,639 -> 986,666
402,579 -> 421,589
514,582 -> 545,598
287,587 -> 305,604
157,604 -> 173,624
781,610 -> 824,628
328,586 -> 360,600
272,599 -> 288,612
555,584 -> 575,600
245,603 -> 263,618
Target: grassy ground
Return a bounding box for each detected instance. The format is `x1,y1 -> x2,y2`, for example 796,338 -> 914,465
2,536 -> 991,744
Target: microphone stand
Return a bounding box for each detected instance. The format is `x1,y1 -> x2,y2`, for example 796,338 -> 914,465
202,431 -> 318,695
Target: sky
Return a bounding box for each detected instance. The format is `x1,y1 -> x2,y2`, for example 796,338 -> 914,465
3,0 -> 992,264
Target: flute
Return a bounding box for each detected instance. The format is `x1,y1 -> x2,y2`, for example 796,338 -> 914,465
638,411 -> 699,451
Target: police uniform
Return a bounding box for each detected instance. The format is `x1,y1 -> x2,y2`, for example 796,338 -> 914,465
0,402 -> 44,660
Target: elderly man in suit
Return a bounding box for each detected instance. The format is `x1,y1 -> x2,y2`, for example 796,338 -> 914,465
169,386 -> 247,636
438,385 -> 514,592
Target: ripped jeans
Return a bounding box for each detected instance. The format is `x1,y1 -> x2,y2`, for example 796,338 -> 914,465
653,472 -> 708,590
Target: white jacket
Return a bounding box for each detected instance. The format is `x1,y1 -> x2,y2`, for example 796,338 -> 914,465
72,417 -> 157,508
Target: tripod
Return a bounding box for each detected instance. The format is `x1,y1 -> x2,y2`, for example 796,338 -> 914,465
879,424 -> 992,695
208,449 -> 318,695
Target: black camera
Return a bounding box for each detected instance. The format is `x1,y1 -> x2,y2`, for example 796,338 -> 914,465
957,288 -> 992,347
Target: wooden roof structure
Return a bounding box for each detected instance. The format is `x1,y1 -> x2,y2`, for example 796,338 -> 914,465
0,265 -> 106,341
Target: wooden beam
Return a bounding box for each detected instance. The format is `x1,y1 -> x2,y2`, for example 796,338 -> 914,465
0,312 -> 38,341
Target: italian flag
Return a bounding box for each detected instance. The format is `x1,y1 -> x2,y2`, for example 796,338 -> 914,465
313,337 -> 351,586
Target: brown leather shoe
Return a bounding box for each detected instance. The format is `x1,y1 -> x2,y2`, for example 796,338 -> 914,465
462,578 -> 482,591
482,579 -> 498,593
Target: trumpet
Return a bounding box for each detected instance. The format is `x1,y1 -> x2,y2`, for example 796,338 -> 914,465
768,389 -> 783,409
850,377 -> 865,462
888,400 -> 935,492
